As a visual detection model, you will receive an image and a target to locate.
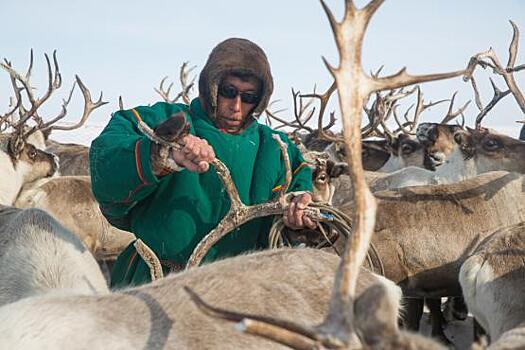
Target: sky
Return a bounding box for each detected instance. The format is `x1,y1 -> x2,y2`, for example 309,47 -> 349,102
1,0 -> 524,144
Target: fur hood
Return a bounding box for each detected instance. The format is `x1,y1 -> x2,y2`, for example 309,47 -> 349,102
198,38 -> 274,120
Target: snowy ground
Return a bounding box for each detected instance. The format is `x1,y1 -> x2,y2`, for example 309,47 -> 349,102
419,312 -> 475,350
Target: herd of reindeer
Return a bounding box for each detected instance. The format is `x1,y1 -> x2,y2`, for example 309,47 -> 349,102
1,1 -> 525,349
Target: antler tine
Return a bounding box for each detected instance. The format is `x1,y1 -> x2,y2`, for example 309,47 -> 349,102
44,75 -> 108,131
300,81 -> 342,142
370,65 -> 384,78
470,76 -> 484,111
0,62 -> 25,128
464,21 -> 525,114
264,108 -> 297,130
179,61 -> 197,105
288,88 -> 314,133
507,20 -> 519,69
474,78 -> 511,129
25,49 -> 34,81
154,76 -> 175,103
118,96 -> 124,111
398,87 -> 450,134
7,51 -> 63,130
27,80 -> 77,135
440,91 -> 471,125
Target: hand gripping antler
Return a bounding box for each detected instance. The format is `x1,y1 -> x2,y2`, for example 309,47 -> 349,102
136,113 -> 330,270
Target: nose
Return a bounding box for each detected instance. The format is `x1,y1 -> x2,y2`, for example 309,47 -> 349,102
231,95 -> 242,112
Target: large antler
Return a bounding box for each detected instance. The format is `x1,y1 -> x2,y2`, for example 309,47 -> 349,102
155,62 -> 197,104
1,51 -> 62,130
186,1 -> 467,349
1,51 -> 107,157
392,86 -> 451,134
439,91 -> 470,125
464,20 -> 525,115
469,76 -> 511,129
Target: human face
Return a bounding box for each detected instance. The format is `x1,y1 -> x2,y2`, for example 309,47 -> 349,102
215,75 -> 260,134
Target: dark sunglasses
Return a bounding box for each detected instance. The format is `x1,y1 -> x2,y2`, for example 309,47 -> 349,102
218,84 -> 260,104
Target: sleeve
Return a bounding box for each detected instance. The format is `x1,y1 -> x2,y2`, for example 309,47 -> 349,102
89,102 -> 189,229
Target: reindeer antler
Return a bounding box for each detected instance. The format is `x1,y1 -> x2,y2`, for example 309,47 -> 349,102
186,1 -> 467,348
155,62 -> 197,104
1,51 -> 107,158
464,20 -> 525,115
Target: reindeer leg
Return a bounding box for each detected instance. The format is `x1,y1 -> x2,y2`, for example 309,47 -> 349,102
473,318 -> 489,345
449,296 -> 468,321
402,297 -> 424,331
426,298 -> 452,345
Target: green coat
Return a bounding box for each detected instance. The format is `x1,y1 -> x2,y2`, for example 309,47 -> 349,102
89,98 -> 312,287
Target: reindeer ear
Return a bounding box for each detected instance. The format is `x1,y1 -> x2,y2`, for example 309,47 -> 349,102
42,128 -> 52,141
8,135 -> 24,159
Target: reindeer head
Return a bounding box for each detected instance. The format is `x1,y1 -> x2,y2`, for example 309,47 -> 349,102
2,131 -> 58,181
454,127 -> 525,174
378,134 -> 425,172
304,151 -> 348,204
417,122 -> 464,170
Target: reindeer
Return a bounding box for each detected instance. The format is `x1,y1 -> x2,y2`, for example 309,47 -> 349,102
460,222 -> 525,349
45,138 -> 89,176
0,248 -> 394,349
15,176 -> 135,261
1,52 -> 127,263
1,51 -> 106,178
0,205 -> 108,307
415,124 -> 525,183
0,131 -> 58,205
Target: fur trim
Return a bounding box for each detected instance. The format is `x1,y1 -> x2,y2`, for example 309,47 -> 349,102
198,38 -> 274,120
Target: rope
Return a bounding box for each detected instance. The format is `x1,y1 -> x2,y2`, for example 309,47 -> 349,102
269,202 -> 385,276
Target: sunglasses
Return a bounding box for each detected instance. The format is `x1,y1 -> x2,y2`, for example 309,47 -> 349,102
218,84 -> 260,104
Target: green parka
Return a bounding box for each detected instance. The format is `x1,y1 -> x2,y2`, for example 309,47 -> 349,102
89,98 -> 312,287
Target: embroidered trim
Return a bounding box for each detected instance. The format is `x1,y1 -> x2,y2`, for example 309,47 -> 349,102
131,108 -> 143,122
271,185 -> 282,193
125,249 -> 138,278
293,162 -> 308,175
134,140 -> 148,185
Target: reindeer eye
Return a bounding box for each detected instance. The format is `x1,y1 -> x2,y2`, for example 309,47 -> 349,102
401,144 -> 414,155
317,174 -> 327,183
483,138 -> 501,151
28,148 -> 37,159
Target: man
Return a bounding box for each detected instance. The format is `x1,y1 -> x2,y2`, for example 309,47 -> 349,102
90,38 -> 315,287
520,124 -> 525,140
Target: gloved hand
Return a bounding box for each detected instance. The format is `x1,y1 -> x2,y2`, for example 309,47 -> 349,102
150,113 -> 215,176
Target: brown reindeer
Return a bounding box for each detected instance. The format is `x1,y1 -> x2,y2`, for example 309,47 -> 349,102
45,138 -> 89,176
0,248 -> 393,349
15,176 -> 135,261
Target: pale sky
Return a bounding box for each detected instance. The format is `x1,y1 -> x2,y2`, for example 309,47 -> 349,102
1,0 -> 524,144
